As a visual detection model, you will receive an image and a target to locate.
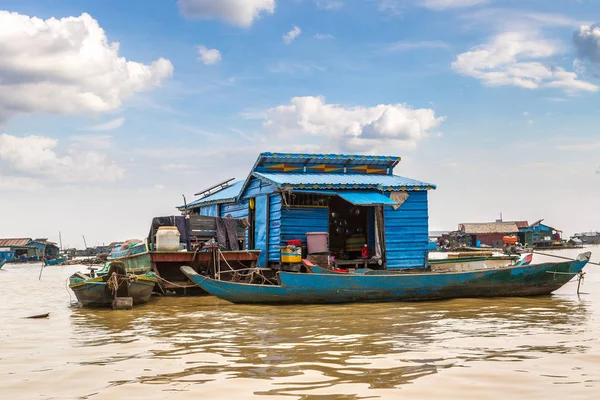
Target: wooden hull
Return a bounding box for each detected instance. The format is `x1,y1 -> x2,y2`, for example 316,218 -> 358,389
180,252 -> 591,305
69,275 -> 156,307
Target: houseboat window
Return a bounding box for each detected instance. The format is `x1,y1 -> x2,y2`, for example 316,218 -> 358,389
287,193 -> 329,208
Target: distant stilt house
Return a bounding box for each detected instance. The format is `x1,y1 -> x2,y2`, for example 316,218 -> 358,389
457,222 -> 521,248
181,152 -> 436,269
0,238 -> 42,262
0,237 -> 61,262
526,219 -> 563,247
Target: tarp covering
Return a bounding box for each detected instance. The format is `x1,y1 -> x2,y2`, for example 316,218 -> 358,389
337,191 -> 398,206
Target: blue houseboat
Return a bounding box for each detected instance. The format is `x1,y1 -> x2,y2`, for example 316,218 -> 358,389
182,152 -> 436,270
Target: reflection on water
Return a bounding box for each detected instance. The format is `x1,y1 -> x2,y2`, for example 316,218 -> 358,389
1,248 -> 600,399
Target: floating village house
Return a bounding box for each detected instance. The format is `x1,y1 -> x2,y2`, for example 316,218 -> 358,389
457,218 -> 563,247
181,152 -> 436,269
526,219 -> 563,246
457,222 -> 523,247
0,238 -> 59,262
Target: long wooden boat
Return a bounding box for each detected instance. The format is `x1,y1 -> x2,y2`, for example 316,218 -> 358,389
180,252 -> 591,304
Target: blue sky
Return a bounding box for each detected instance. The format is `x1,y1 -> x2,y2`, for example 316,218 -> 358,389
0,0 -> 599,247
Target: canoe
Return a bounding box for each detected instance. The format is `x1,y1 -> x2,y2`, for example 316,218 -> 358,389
69,270 -> 157,307
180,252 -> 591,305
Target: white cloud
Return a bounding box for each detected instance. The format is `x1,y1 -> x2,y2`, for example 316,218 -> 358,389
314,33 -> 334,40
420,0 -> 490,10
0,175 -> 43,191
573,24 -> 600,66
177,0 -> 275,27
452,31 -> 598,93
0,11 -> 173,121
460,9 -> 581,32
0,133 -> 124,184
283,26 -> 302,44
385,40 -> 448,52
262,96 -> 444,153
83,117 -> 125,132
197,46 -> 222,65
377,0 -> 404,15
316,1 -> 343,10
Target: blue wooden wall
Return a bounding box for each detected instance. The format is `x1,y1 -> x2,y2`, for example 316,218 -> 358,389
383,191 -> 429,269
268,194 -> 282,263
280,207 -> 329,248
241,177 -> 278,199
198,204 -> 218,217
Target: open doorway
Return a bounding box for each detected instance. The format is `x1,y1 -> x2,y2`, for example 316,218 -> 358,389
327,197 -> 386,269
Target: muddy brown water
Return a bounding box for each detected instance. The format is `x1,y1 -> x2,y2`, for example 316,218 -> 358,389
1,248 -> 599,399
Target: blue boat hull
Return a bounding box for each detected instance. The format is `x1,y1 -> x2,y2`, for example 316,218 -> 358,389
180,252 -> 591,304
45,258 -> 67,265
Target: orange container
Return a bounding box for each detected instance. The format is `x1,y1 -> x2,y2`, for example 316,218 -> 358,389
503,236 -> 518,245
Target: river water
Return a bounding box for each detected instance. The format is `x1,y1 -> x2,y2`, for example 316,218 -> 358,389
1,247 -> 599,399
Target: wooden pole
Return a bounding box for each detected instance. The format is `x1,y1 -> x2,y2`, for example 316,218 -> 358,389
38,259 -> 45,280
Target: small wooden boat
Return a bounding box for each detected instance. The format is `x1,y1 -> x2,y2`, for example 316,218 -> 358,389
45,257 -> 68,266
69,241 -> 157,307
180,252 -> 591,305
69,265 -> 158,307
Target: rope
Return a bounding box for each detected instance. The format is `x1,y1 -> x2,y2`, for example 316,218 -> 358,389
155,274 -> 198,288
65,277 -> 73,303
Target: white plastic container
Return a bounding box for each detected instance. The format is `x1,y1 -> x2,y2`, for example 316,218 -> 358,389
156,226 -> 180,251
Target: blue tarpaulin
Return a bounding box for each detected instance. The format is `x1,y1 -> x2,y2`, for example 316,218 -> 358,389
336,191 -> 398,206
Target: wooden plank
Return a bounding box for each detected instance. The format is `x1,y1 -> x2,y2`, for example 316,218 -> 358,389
151,250 -> 260,263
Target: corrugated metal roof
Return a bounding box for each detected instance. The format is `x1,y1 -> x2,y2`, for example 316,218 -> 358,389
0,238 -> 32,247
337,191 -> 398,206
459,222 -> 519,234
184,181 -> 243,209
511,221 -> 529,229
258,152 -> 401,167
254,172 -> 436,191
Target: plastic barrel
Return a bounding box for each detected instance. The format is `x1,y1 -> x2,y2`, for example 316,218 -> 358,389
306,232 -> 328,254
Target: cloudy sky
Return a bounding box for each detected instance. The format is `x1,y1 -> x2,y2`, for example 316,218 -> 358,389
1,0 -> 599,247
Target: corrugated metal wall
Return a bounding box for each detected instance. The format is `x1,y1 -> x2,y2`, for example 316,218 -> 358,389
198,204 -> 218,217
280,207 -> 329,247
242,177 -> 278,198
384,190 -> 429,269
268,194 -> 282,263
254,195 -> 268,267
